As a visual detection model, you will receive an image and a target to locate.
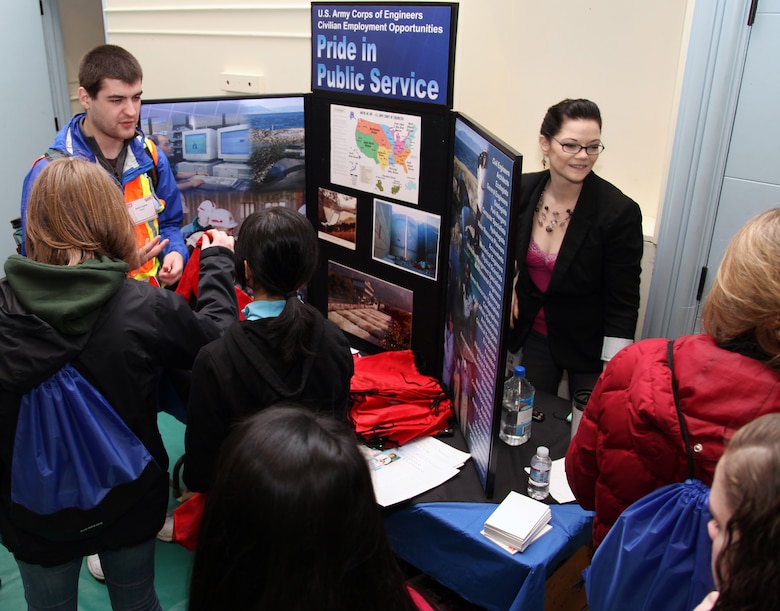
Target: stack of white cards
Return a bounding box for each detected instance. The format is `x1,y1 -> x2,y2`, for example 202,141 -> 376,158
481,491 -> 552,553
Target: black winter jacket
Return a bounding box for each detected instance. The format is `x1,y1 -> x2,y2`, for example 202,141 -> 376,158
0,248 -> 238,565
184,308 -> 354,492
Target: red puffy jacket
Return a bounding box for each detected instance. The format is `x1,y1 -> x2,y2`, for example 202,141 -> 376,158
566,334 -> 780,547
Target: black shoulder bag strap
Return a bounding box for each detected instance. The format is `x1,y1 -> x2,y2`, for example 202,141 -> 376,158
667,340 -> 695,480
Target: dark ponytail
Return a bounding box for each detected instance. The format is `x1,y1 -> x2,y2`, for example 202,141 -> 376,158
235,208 -> 319,362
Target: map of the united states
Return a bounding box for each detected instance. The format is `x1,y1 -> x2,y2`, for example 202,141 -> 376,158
355,118 -> 417,173
330,104 -> 420,205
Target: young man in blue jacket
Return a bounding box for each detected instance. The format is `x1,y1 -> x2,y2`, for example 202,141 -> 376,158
19,44 -> 188,286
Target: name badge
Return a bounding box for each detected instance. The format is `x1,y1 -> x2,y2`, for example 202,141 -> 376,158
126,195 -> 159,225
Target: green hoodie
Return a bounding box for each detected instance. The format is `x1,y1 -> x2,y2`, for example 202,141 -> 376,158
4,254 -> 128,336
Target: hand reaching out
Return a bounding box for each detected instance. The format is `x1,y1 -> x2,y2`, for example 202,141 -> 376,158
158,251 -> 184,286
138,235 -> 168,265
201,229 -> 235,253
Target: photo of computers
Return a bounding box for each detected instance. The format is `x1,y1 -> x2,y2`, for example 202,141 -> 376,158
140,94 -> 307,234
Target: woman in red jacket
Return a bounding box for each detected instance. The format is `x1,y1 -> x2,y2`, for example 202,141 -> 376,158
566,208 -> 780,547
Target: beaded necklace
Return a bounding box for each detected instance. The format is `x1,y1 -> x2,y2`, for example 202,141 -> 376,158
534,182 -> 574,233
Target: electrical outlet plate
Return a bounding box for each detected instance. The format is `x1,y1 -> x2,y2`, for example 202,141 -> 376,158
218,72 -> 264,94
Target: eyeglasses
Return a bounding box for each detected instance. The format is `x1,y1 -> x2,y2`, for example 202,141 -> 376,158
552,137 -> 605,156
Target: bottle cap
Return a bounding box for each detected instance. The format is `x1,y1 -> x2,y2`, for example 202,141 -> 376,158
536,446 -> 549,457
513,365 -> 526,378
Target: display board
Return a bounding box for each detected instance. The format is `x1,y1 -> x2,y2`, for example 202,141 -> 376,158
307,3 -> 458,377
311,2 -> 458,108
305,94 -> 452,376
443,114 -> 523,497
139,94 -> 308,238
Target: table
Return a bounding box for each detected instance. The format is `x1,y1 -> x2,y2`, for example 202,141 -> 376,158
383,391 -> 594,611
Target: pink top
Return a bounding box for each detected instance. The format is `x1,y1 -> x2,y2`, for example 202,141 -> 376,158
525,237 -> 558,336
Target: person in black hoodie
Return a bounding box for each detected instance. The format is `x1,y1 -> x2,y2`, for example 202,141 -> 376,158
183,207 -> 354,493
0,157 -> 238,610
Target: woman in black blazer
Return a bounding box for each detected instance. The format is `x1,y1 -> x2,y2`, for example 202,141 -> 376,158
508,99 -> 643,395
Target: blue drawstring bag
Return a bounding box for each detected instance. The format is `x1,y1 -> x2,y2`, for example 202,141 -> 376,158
585,479 -> 714,611
585,340 -> 716,611
11,364 -> 160,542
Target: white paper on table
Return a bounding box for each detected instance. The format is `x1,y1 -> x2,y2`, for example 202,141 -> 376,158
360,436 -> 471,507
524,457 -> 576,504
481,528 -> 520,555
481,523 -> 553,555
399,435 -> 471,469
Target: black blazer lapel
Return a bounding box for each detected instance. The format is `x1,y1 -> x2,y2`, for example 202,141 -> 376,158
516,171 -> 549,262
547,172 -> 598,291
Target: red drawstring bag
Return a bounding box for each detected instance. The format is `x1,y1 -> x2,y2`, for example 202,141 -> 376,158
175,237 -> 252,315
172,491 -> 207,552
348,350 -> 453,449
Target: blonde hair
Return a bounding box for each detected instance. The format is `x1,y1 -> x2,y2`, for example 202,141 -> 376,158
26,156 -> 139,268
702,207 -> 780,367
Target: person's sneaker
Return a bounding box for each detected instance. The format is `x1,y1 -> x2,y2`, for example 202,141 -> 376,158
86,554 -> 105,582
157,510 -> 174,542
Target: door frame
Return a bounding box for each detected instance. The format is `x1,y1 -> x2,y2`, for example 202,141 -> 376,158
642,0 -> 753,339
42,0 -> 71,128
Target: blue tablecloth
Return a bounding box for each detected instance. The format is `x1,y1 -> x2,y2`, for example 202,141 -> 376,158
385,502 -> 594,611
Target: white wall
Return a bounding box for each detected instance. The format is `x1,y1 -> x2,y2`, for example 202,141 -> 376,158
103,0 -> 694,238
59,0 -> 106,113
453,1 -> 693,237
103,2 -> 312,97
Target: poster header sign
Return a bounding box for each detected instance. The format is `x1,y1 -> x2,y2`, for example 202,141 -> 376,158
311,3 -> 456,106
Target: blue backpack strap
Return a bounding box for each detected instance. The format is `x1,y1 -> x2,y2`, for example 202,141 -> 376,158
42,142 -> 158,188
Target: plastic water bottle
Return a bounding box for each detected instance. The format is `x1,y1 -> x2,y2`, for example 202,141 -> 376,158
499,366 -> 535,446
528,446 -> 552,500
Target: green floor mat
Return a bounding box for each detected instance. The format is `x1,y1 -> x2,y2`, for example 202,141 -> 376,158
0,412 -> 194,610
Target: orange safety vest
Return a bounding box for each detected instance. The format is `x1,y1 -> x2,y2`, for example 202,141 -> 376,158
35,137 -> 165,283
126,138 -> 166,282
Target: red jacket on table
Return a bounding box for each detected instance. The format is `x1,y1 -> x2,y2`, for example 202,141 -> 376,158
565,333 -> 780,547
